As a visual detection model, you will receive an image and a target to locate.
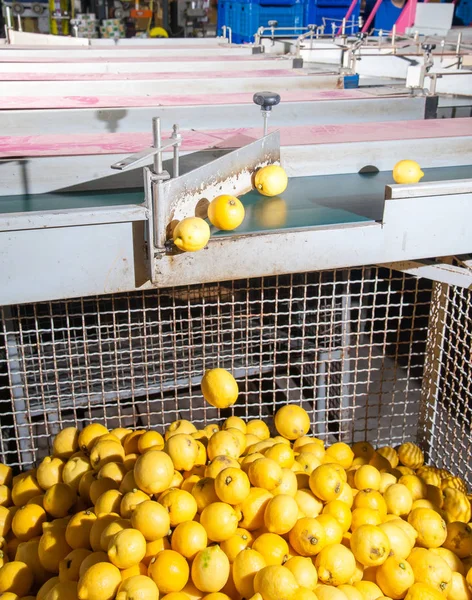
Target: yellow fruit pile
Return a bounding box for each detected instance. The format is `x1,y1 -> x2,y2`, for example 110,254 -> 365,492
0,402 -> 471,600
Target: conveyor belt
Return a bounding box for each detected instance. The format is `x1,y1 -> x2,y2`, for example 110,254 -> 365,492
1,166 -> 470,233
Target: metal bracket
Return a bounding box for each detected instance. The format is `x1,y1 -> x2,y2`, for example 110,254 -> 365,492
380,256 -> 472,289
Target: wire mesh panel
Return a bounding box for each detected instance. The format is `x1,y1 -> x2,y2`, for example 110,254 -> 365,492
0,266 -> 464,475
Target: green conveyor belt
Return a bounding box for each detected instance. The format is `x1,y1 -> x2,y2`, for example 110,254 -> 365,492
1,166 -> 471,233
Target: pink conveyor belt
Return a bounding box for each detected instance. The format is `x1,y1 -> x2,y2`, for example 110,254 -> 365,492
1,118 -> 471,159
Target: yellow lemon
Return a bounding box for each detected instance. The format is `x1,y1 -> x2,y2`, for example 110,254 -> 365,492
120,489 -> 149,519
447,572 -> 472,600
316,584 -> 350,599
442,488 -> 471,524
38,519 -> 72,573
294,489 -> 323,518
284,556 -> 317,590
248,458 -> 283,491
90,441 -> 125,472
430,547 -> 464,575
192,478 -> 219,513
309,464 -> 344,502
171,520 -> 207,560
78,424 -> 109,455
107,529 -> 146,569
77,561 -> 121,600
201,369 -> 239,409
221,528 -> 253,562
379,472 -> 397,494
191,545 -> 229,593
78,552 -> 108,579
64,456 -> 92,494
15,538 -> 50,588
0,561 -> 33,596
208,195 -> 245,230
376,555 -> 414,598
173,217 -> 210,252
264,495 -> 298,535
89,514 -> 119,553
118,472 -> 138,496
59,547 -> 92,582
43,483 -> 77,519
205,456 -> 240,479
383,483 -> 413,516
322,500 -> 352,533
142,538 -> 170,567
159,488 -> 198,527
116,574 -> 159,600
121,432 -> 145,455
0,506 -> 12,538
0,465 -> 12,488
37,457 -> 65,491
44,580 -> 78,600
131,500 -> 170,541
352,489 -> 387,518
296,453 -> 321,475
353,581 -> 384,599
254,165 -> 288,197
164,434 -> 199,472
246,420 -> 270,440
37,576 -> 60,600
222,417 -> 246,434
407,547 -> 452,594
94,489 -> 123,517
148,550 -> 189,593
137,431 -> 164,454
253,565 -> 298,600
53,428 -> 80,460
98,463 -> 127,484
350,524 -> 390,567
165,420 -> 197,441
200,501 -> 238,542
272,468 -> 298,497
443,522 -> 472,559
467,568 -> 472,592
326,443 -> 354,470
378,521 -> 413,558
288,517 -> 326,556
392,160 -> 424,185
252,533 -> 289,566
377,446 -> 399,469
274,405 -> 310,441
354,466 -> 381,491
236,488 -> 272,531
11,504 -> 47,541
404,583 -> 444,600
215,468 -> 250,505
134,451 -> 174,495
316,514 -> 343,545
233,548 -> 266,598
100,519 -> 130,552
407,507 -> 447,548
316,543 -> 356,586
11,473 -> 42,507
208,432 -> 241,462
337,585 -> 363,600
120,562 -> 147,580
161,594 -> 192,600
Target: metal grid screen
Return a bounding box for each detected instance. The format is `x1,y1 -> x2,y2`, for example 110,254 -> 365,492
0,266 -> 470,485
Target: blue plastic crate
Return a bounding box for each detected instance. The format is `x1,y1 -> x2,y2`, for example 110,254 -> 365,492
306,0 -> 360,33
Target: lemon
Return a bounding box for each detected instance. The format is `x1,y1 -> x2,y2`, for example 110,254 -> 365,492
248,458 -> 283,491
148,550 -> 189,594
392,160 -> 424,184
309,464 -> 344,502
166,420 -> 198,441
254,565 -> 298,600
137,431 -> 164,454
254,165 -> 288,197
0,561 -> 33,596
263,495 -> 298,535
232,548 -> 266,598
14,538 -> 50,588
208,195 -> 245,230
207,432 -> 241,462
43,483 -> 77,518
220,528 -> 253,562
191,478 -> 219,513
201,369 -> 239,409
53,428 -> 80,460
119,472 -> 137,496
90,441 -> 125,472
383,483 -> 413,516
108,529 -> 146,569
273,405 -> 310,440
284,556 -> 317,590
322,500 -> 352,533
443,522 -> 472,558
89,514 -> 119,552
78,552 -> 107,579
353,581 -> 384,599
200,501 -> 238,542
289,516 -> 326,556
63,456 -> 92,492
407,547 -> 452,594
173,217 -> 210,252
215,467 -> 251,505
37,456 -> 65,490
315,543 -> 356,586
316,514 -> 343,546
164,434 -> 199,472
246,420 -> 270,440
159,489 -> 198,527
37,576 -> 60,600
353,465 -> 381,491
337,585 -> 363,600
78,424 -> 109,455
430,548 -> 464,575
134,451 -> 174,495
316,584 -> 350,599
252,533 -> 289,566
404,583 -> 444,600
12,473 -> 42,507
446,572 -> 471,600
11,504 -> 47,541
443,488 -> 471,524
120,562 -> 147,580
0,486 -> 11,508
407,507 -> 447,548
39,519 -> 72,573
171,520 -> 207,560
94,489 -> 123,517
100,519 -> 130,552
120,489 -> 150,519
122,431 -> 145,455
378,521 -> 412,559
43,581 -> 78,600
59,547 -> 92,582
116,574 -> 159,600
77,561 -> 121,600
350,524 -> 390,567
375,555 -> 414,598
192,545 -> 230,593
294,489 -> 323,518
130,500 -> 170,542
222,416 -> 246,434
272,468 -> 297,497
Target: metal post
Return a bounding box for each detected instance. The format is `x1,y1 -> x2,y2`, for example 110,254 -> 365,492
152,117 -> 163,175
440,39 -> 445,63
391,24 -> 396,54
456,32 -> 462,69
378,29 -> 383,47
263,111 -> 269,136
17,14 -> 22,31
6,5 -> 12,28
341,18 -> 346,35
172,124 -> 180,178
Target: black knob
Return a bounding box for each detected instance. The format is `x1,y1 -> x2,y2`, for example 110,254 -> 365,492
253,91 -> 281,112
422,43 -> 436,52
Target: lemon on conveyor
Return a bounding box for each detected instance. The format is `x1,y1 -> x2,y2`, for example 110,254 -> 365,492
201,368 -> 239,409
254,165 -> 288,197
207,195 -> 245,231
392,160 -> 424,184
173,217 -> 210,252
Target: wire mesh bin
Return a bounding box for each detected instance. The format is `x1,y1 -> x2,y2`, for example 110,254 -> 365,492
0,267 -> 471,488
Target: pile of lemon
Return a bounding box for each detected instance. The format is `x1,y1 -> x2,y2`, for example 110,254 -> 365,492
0,398 -> 471,600
172,164 -> 288,252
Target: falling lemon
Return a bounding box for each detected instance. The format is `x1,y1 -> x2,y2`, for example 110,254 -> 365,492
254,165 -> 288,197
201,369 -> 239,409
173,217 -> 210,252
392,160 -> 424,184
208,195 -> 245,231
